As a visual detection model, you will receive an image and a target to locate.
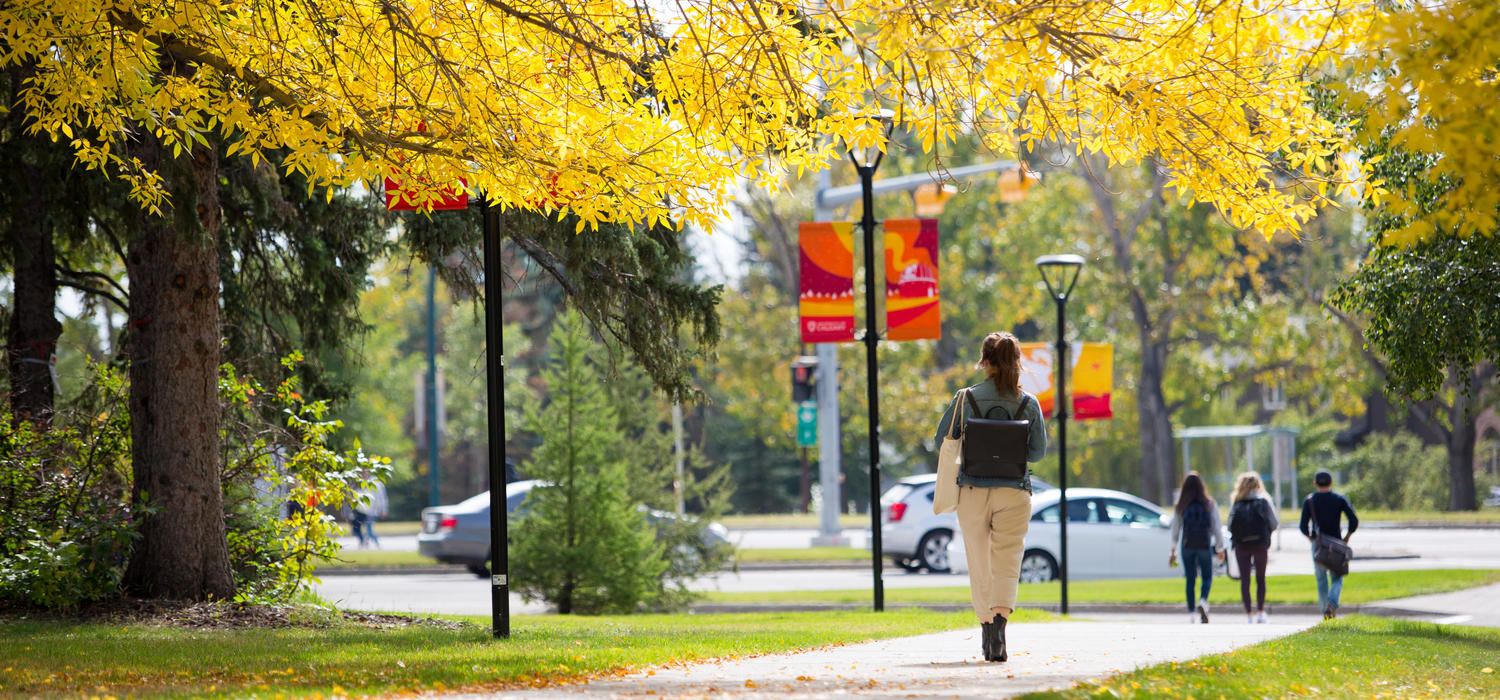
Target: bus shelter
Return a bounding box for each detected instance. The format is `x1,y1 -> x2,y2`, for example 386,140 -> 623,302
1174,425 -> 1300,549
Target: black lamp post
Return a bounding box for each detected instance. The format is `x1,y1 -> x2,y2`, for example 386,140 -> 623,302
1035,253 -> 1084,615
481,199 -> 510,638
850,110 -> 895,612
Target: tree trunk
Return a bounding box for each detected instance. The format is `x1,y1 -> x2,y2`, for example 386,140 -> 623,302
4,64 -> 61,428
6,212 -> 60,427
1137,339 -> 1175,504
121,129 -> 236,600
1446,367 -> 1479,511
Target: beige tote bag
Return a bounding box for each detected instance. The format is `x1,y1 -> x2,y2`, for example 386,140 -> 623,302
932,390 -> 968,514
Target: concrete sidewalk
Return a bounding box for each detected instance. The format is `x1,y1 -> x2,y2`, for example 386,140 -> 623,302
431,580 -> 1497,699
446,616 -> 1316,699
1378,581 -> 1500,627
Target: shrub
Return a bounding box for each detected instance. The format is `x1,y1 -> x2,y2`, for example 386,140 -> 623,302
1332,432 -> 1449,511
0,364 -> 135,609
0,355 -> 386,609
219,353 -> 390,603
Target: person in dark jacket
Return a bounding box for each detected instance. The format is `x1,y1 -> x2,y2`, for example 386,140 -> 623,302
1299,469 -> 1358,619
1169,472 -> 1226,623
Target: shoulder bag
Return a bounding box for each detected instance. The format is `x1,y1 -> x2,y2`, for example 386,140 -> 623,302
932,389 -> 968,514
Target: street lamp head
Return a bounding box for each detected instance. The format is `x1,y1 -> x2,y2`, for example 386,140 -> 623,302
1035,254 -> 1085,301
848,109 -> 896,172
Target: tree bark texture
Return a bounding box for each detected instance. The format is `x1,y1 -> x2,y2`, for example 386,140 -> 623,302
1137,339 -> 1175,504
121,129 -> 236,600
1446,366 -> 1479,511
1086,158 -> 1174,504
4,65 -> 61,427
6,207 -> 60,427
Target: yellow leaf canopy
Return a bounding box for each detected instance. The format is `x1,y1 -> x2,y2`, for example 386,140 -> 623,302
0,0 -> 1367,236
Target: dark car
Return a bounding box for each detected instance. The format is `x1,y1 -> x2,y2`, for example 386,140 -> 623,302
416,480 -> 731,577
417,480 -> 538,576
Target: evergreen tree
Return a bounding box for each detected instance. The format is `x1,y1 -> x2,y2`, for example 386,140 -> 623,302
511,310 -> 666,614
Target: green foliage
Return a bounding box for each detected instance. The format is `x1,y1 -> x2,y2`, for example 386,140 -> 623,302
219,353 -> 391,603
1327,433 -> 1450,511
606,361 -> 736,594
511,310 -> 669,614
0,354 -> 386,609
217,154 -> 393,407
1333,234 -> 1500,401
0,364 -> 133,609
404,208 -> 723,401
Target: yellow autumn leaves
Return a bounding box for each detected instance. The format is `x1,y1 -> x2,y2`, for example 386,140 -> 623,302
0,0 -> 1477,245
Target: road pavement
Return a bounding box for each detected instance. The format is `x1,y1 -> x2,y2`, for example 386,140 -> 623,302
317,525 -> 1498,615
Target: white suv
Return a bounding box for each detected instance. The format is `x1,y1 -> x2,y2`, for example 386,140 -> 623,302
877,473 -> 1055,573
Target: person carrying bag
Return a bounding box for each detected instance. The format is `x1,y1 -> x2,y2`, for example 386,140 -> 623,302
931,332 -> 1048,663
1299,469 -> 1359,619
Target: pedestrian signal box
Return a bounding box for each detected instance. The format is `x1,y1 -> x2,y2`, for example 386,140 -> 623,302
791,357 -> 818,403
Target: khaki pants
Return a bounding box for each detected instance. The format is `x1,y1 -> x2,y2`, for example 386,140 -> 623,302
956,485 -> 1032,622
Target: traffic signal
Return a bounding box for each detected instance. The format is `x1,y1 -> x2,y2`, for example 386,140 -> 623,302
791,357 -> 818,403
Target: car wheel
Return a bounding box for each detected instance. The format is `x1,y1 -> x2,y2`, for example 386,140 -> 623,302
467,562 -> 490,578
917,529 -> 953,573
1019,549 -> 1057,583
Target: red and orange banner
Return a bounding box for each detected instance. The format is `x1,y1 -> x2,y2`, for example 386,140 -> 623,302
1018,342 -> 1114,420
883,218 -> 941,341
799,222 -> 856,343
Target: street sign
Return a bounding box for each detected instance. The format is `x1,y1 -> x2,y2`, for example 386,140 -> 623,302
796,401 -> 817,447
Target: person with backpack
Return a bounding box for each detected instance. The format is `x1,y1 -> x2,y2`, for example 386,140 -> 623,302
1299,470 -> 1359,619
1227,471 -> 1279,623
931,332 -> 1048,662
1168,472 -> 1226,623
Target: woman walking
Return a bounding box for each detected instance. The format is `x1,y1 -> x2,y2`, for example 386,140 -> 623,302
1227,471 -> 1279,623
932,332 -> 1048,662
1168,472 -> 1226,623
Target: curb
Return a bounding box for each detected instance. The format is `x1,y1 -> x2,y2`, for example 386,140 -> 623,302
1361,521 -> 1500,530
685,602 -> 1452,620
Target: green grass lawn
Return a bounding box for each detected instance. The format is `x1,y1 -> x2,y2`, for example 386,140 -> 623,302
0,608 -> 1028,699
368,520 -> 422,536
1023,615 -> 1500,699
735,547 -> 868,562
719,513 -> 869,529
700,568 -> 1500,606
313,550 -> 445,570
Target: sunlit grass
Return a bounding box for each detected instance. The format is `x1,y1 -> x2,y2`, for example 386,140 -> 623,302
1023,616 -> 1500,698
0,608 -> 991,699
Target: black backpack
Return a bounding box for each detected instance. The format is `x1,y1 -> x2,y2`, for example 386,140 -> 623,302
1229,498 -> 1270,545
960,389 -> 1033,480
1180,501 -> 1212,550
